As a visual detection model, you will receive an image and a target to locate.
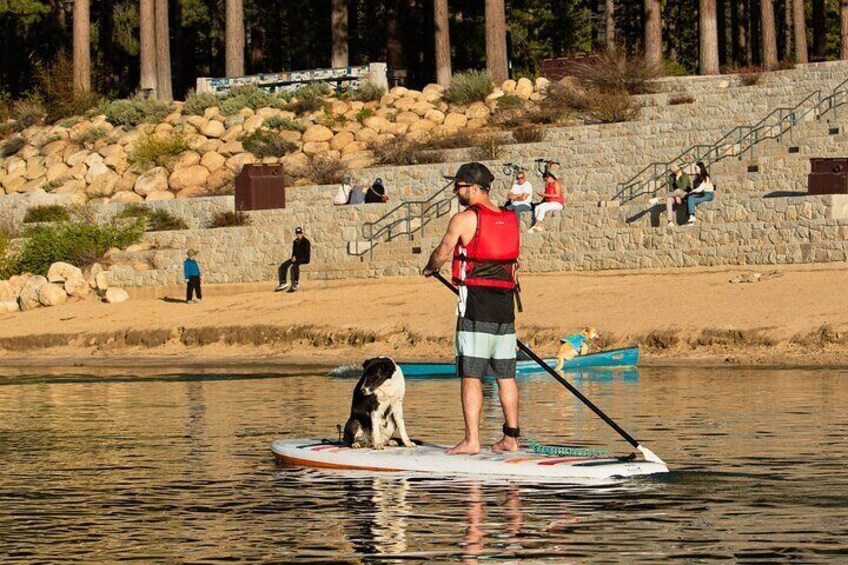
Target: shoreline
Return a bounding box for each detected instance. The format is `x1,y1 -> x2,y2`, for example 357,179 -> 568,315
2,264 -> 847,376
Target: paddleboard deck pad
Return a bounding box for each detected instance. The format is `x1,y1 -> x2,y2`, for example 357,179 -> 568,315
272,439 -> 669,481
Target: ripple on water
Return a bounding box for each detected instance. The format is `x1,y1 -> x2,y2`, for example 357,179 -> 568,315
0,367 -> 847,563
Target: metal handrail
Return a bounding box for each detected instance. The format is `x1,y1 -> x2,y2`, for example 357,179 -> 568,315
356,180 -> 455,259
614,79 -> 848,203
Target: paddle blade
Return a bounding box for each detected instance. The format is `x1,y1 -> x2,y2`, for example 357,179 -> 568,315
638,444 -> 667,466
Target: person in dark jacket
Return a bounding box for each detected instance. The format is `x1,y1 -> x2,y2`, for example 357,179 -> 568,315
275,227 -> 311,293
365,178 -> 388,203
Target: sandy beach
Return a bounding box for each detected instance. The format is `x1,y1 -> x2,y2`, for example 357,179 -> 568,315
1,262 -> 847,371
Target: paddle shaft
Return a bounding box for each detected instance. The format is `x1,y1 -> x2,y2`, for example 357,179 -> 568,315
432,272 -> 641,451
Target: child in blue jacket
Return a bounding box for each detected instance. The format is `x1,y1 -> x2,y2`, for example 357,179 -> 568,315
184,249 -> 203,303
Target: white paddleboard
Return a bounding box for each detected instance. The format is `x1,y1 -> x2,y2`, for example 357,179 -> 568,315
271,438 -> 669,481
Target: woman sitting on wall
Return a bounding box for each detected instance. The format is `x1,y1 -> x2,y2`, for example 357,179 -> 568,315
686,161 -> 715,224
528,171 -> 564,233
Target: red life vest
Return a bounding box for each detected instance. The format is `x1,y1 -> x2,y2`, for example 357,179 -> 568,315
452,204 -> 520,290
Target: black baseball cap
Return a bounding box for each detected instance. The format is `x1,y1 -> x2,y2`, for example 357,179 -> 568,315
295,227 -> 303,234
444,162 -> 495,190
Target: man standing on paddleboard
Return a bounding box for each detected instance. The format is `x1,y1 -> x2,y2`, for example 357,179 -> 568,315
423,162 -> 522,455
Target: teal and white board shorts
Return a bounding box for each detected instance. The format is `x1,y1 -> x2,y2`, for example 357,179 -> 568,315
455,318 -> 517,379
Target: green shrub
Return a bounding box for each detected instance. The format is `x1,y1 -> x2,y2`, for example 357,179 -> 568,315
316,110 -> 347,128
512,125 -> 546,144
668,92 -> 696,105
34,52 -> 100,122
422,131 -> 476,150
146,208 -> 188,231
1,136 -> 25,157
0,234 -> 14,280
662,60 -> 690,77
14,219 -> 144,275
299,154 -> 350,185
218,86 -> 275,116
543,81 -> 590,112
13,99 -> 46,129
571,52 -> 660,95
355,108 -> 375,123
287,95 -> 324,115
443,71 -> 494,105
346,80 -> 386,102
116,203 -> 150,219
241,130 -> 298,158
496,94 -> 524,110
23,205 -> 71,223
70,125 -> 108,147
100,95 -> 171,127
127,133 -> 189,169
209,211 -> 251,228
587,91 -> 640,123
470,133 -> 508,161
264,116 -> 306,132
369,137 -> 444,166
184,91 -> 222,115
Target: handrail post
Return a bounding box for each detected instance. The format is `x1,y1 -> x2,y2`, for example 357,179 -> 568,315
406,203 -> 412,241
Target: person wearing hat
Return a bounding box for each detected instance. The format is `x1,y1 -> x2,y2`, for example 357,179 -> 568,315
649,164 -> 691,227
365,177 -> 388,203
184,248 -> 203,304
275,227 -> 311,293
527,171 -> 564,233
422,162 -> 522,456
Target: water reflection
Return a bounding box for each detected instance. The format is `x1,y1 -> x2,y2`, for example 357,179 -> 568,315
1,367 -> 847,563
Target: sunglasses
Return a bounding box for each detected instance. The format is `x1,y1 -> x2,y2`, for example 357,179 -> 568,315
453,182 -> 472,192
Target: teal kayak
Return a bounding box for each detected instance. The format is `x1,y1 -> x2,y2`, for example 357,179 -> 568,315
399,346 -> 639,378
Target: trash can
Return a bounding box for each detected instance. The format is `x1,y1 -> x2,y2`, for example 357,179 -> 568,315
808,158 -> 848,195
234,164 -> 286,211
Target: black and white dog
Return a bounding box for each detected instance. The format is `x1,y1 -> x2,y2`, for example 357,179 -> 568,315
343,357 -> 415,450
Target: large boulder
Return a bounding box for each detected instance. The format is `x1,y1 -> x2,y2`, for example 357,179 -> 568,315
19,276 -> 48,311
45,163 -> 71,185
86,171 -> 119,198
85,161 -> 110,184
200,120 -> 226,138
64,274 -> 91,297
330,131 -> 355,151
104,288 -> 129,304
200,151 -> 226,173
0,280 -> 16,301
94,271 -> 110,291
47,262 -> 84,283
443,112 -> 468,129
0,300 -> 19,313
38,283 -> 68,307
145,190 -> 175,201
302,124 -> 334,143
242,115 -> 264,133
133,167 -> 170,196
515,77 -> 534,100
225,153 -> 256,172
169,165 -> 210,191
363,115 -> 392,133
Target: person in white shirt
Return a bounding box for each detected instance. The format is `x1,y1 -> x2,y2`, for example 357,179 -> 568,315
504,170 -> 534,223
333,175 -> 354,205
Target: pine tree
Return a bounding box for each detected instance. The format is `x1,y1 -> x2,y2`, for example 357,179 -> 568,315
700,0 -> 720,74
485,0 -> 508,84
434,0 -> 451,87
644,0 -> 662,68
331,0 -> 349,68
155,0 -> 172,101
761,0 -> 778,69
793,0 -> 808,63
73,0 -> 90,93
140,0 -> 157,96
226,0 -> 245,77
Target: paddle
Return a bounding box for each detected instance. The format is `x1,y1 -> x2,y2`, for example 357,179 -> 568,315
431,271 -> 667,466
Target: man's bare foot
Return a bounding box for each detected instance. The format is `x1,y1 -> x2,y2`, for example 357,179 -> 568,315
446,439 -> 480,455
491,436 -> 520,452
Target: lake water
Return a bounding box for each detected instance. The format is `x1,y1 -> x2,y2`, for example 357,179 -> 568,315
1,366 -> 847,563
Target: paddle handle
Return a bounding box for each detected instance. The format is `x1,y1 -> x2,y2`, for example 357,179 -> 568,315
431,272 -> 641,451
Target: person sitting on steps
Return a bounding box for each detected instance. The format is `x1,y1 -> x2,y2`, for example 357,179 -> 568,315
527,171 -> 564,233
686,161 -> 715,224
650,165 -> 691,227
275,227 -> 311,293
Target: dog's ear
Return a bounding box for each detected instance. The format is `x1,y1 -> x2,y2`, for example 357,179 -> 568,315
362,357 -> 380,370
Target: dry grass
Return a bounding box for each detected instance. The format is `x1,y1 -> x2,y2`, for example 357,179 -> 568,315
587,91 -> 640,123
570,52 -> 661,95
370,137 -> 444,166
470,133 -> 508,161
511,125 -> 546,143
299,154 -> 350,185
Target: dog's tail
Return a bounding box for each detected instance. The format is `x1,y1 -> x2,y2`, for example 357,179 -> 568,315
328,364 -> 360,378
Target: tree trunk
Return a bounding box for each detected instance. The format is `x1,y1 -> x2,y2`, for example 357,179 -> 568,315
644,0 -> 662,68
761,0 -> 778,69
793,0 -> 808,63
154,0 -> 172,101
700,0 -> 720,74
731,0 -> 741,64
784,0 -> 793,62
331,0 -> 348,68
386,0 -> 402,72
842,0 -> 848,60
140,0 -> 157,96
73,0 -> 91,94
226,0 -> 245,77
717,0 -> 727,65
605,0 -> 616,53
485,0 -> 508,84
813,0 -> 828,60
434,0 -> 451,87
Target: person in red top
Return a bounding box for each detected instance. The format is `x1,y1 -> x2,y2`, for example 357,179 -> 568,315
528,171 -> 564,233
423,162 -> 522,455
